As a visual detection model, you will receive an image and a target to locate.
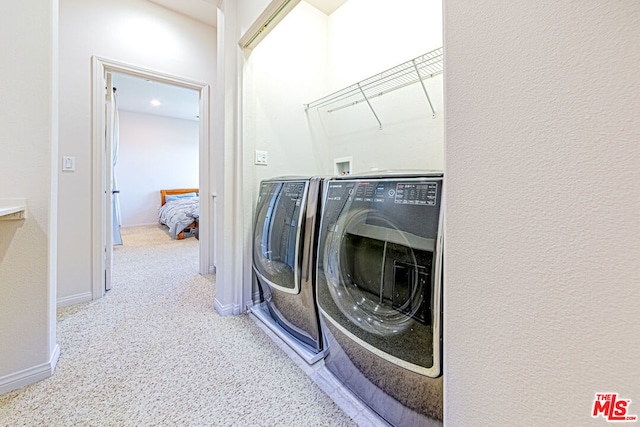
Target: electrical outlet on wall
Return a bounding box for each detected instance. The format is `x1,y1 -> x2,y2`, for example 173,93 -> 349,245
62,156 -> 76,171
255,150 -> 268,165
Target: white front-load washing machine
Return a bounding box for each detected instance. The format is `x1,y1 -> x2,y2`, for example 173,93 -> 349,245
316,172 -> 444,425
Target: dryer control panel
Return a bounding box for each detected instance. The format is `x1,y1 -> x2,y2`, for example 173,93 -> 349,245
394,182 -> 438,205
324,178 -> 441,240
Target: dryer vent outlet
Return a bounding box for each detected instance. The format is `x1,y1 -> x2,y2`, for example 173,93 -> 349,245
334,157 -> 352,176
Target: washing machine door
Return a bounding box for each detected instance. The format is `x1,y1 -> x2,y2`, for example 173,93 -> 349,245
253,180 -> 309,294
317,177 -> 443,377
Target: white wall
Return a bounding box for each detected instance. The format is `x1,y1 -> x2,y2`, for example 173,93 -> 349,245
248,0 -> 444,181
244,2 -> 330,183
238,0 -> 273,36
444,2 -> 640,425
326,0 -> 442,89
240,2 -> 329,307
0,0 -> 59,394
58,0 -> 216,304
240,0 -> 444,305
320,0 -> 443,174
244,0 -> 443,183
117,111 -> 199,227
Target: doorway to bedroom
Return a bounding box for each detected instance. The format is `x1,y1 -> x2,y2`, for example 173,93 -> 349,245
111,72 -> 200,239
92,57 -> 212,299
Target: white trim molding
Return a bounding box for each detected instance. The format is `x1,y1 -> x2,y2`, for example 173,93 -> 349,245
0,345 -> 60,395
214,298 -> 243,316
57,292 -> 92,308
91,56 -> 212,300
238,0 -> 301,50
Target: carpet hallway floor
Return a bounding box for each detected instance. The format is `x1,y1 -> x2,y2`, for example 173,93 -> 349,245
0,225 -> 358,426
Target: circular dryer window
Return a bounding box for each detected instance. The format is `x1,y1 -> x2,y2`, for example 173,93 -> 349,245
324,208 -> 427,337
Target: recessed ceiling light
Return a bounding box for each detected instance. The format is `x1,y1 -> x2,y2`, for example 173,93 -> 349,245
150,99 -> 161,106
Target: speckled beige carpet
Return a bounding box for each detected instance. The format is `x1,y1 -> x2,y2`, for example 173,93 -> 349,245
0,225 -> 356,427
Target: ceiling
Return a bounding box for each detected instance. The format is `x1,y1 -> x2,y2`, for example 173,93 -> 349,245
112,73 -> 200,122
146,0 -> 349,27
147,0 -> 217,27
304,0 -> 348,15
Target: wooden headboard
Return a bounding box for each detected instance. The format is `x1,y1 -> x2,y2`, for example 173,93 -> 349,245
160,188 -> 199,206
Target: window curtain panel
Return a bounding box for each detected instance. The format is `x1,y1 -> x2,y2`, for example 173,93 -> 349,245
111,88 -> 123,246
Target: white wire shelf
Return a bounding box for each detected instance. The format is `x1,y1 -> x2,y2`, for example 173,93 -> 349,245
304,47 -> 443,128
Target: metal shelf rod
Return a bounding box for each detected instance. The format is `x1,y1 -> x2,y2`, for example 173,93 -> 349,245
357,82 -> 382,129
413,59 -> 436,119
304,47 -> 443,127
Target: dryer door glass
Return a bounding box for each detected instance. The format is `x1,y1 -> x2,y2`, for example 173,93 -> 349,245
253,180 -> 308,293
317,177 -> 443,377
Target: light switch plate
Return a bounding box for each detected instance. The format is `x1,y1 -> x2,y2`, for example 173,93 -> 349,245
62,156 -> 76,171
255,150 -> 268,165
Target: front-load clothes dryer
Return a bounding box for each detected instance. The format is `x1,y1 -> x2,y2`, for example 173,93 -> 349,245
251,177 -> 325,364
316,172 -> 444,425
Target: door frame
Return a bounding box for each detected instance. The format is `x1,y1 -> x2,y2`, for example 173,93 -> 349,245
91,56 -> 212,299
104,71 -> 115,293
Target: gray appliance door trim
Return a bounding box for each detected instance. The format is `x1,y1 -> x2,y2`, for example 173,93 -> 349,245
430,186 -> 444,377
297,177 -> 323,344
253,180 -> 309,295
254,267 -> 300,295
317,176 -> 444,378
319,305 -> 439,377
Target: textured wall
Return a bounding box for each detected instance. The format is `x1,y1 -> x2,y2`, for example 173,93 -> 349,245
57,0 -> 216,302
323,0 -> 443,174
244,1 -> 330,182
117,111 -> 199,227
444,2 -> 640,425
0,0 -> 57,389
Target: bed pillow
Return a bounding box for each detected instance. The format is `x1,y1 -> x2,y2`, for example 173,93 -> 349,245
165,192 -> 197,202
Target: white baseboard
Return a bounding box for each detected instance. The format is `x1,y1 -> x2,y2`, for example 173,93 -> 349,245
213,298 -> 233,316
0,344 -> 60,395
57,292 -> 92,308
121,222 -> 158,228
213,298 -> 243,316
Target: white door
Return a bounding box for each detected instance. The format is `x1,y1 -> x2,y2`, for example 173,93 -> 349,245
104,72 -> 115,292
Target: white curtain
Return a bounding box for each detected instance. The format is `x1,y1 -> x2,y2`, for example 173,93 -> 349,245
112,88 -> 123,246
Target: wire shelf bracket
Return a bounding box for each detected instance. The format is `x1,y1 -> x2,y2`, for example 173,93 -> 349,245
304,47 -> 443,128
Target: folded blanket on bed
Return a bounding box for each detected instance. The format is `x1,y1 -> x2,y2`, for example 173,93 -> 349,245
158,197 -> 199,239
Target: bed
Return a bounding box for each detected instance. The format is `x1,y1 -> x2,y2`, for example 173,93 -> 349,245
158,188 -> 199,240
